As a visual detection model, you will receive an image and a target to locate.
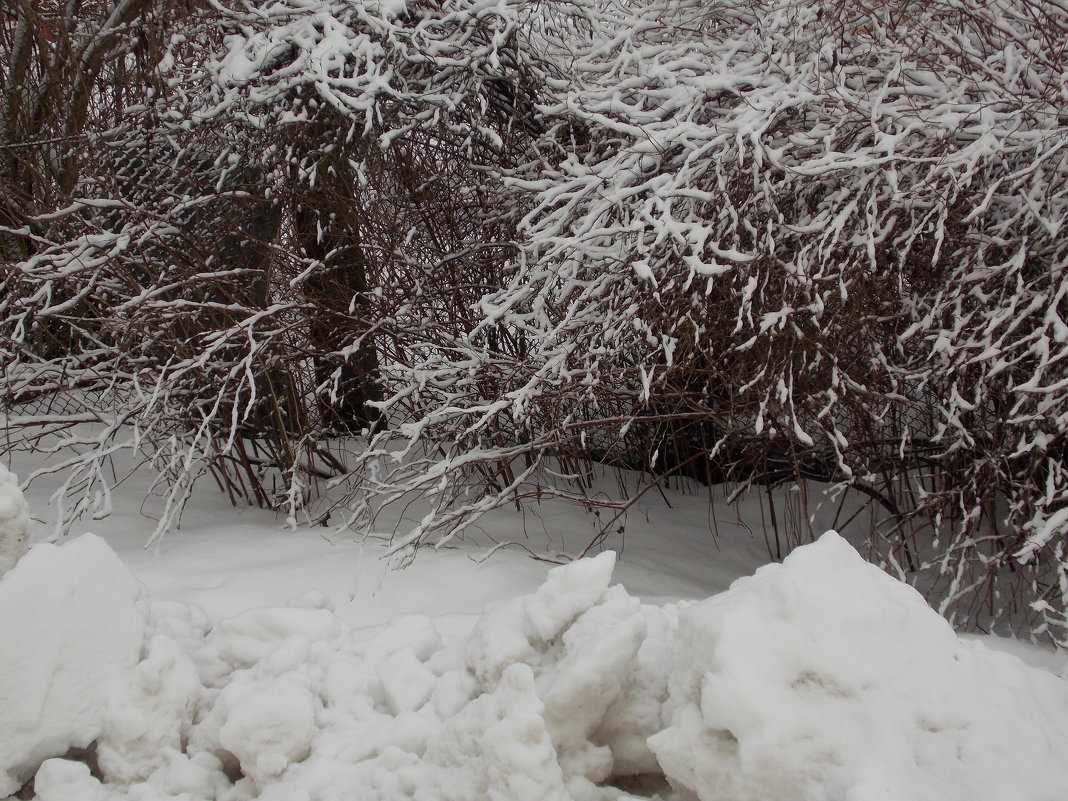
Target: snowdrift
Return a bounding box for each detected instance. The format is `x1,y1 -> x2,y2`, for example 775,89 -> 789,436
2,532 -> 1068,801
0,465 -> 28,576
0,535 -> 144,795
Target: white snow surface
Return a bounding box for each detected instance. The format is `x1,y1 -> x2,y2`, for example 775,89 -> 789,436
649,532 -> 1068,801
0,465 -> 29,577
0,535 -> 144,796
3,523 -> 1068,800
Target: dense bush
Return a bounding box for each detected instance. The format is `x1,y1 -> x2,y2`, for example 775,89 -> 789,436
2,0 -> 1067,642
507,0 -> 1068,637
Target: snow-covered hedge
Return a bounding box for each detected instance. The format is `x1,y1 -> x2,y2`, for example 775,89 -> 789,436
353,0 -> 1068,639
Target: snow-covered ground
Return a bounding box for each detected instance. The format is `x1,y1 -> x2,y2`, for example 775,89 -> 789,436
3,461 -> 1068,801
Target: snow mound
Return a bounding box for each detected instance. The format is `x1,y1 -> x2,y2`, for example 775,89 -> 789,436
650,531 -> 1068,801
0,464 -> 29,577
7,532 -> 1068,801
0,535 -> 145,796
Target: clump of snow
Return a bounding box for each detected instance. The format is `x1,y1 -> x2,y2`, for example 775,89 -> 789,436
32,759 -> 106,801
524,550 -> 617,642
0,535 -> 145,796
7,531 -> 1068,800
95,634 -> 203,783
649,531 -> 1068,801
218,679 -> 316,785
377,646 -> 437,715
0,464 -> 30,577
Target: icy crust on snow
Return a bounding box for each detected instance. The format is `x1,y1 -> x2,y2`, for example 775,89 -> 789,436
6,534 -> 1068,801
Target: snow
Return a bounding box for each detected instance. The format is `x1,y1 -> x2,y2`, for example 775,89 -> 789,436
3,476 -> 1068,800
0,465 -> 29,576
648,532 -> 1068,801
217,680 -> 316,785
523,551 -> 617,642
0,535 -> 145,796
96,635 -> 202,783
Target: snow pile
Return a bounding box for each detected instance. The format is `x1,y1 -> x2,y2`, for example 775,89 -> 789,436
4,532 -> 1068,800
0,465 -> 29,576
0,535 -> 145,796
147,551 -> 675,801
649,532 -> 1068,801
